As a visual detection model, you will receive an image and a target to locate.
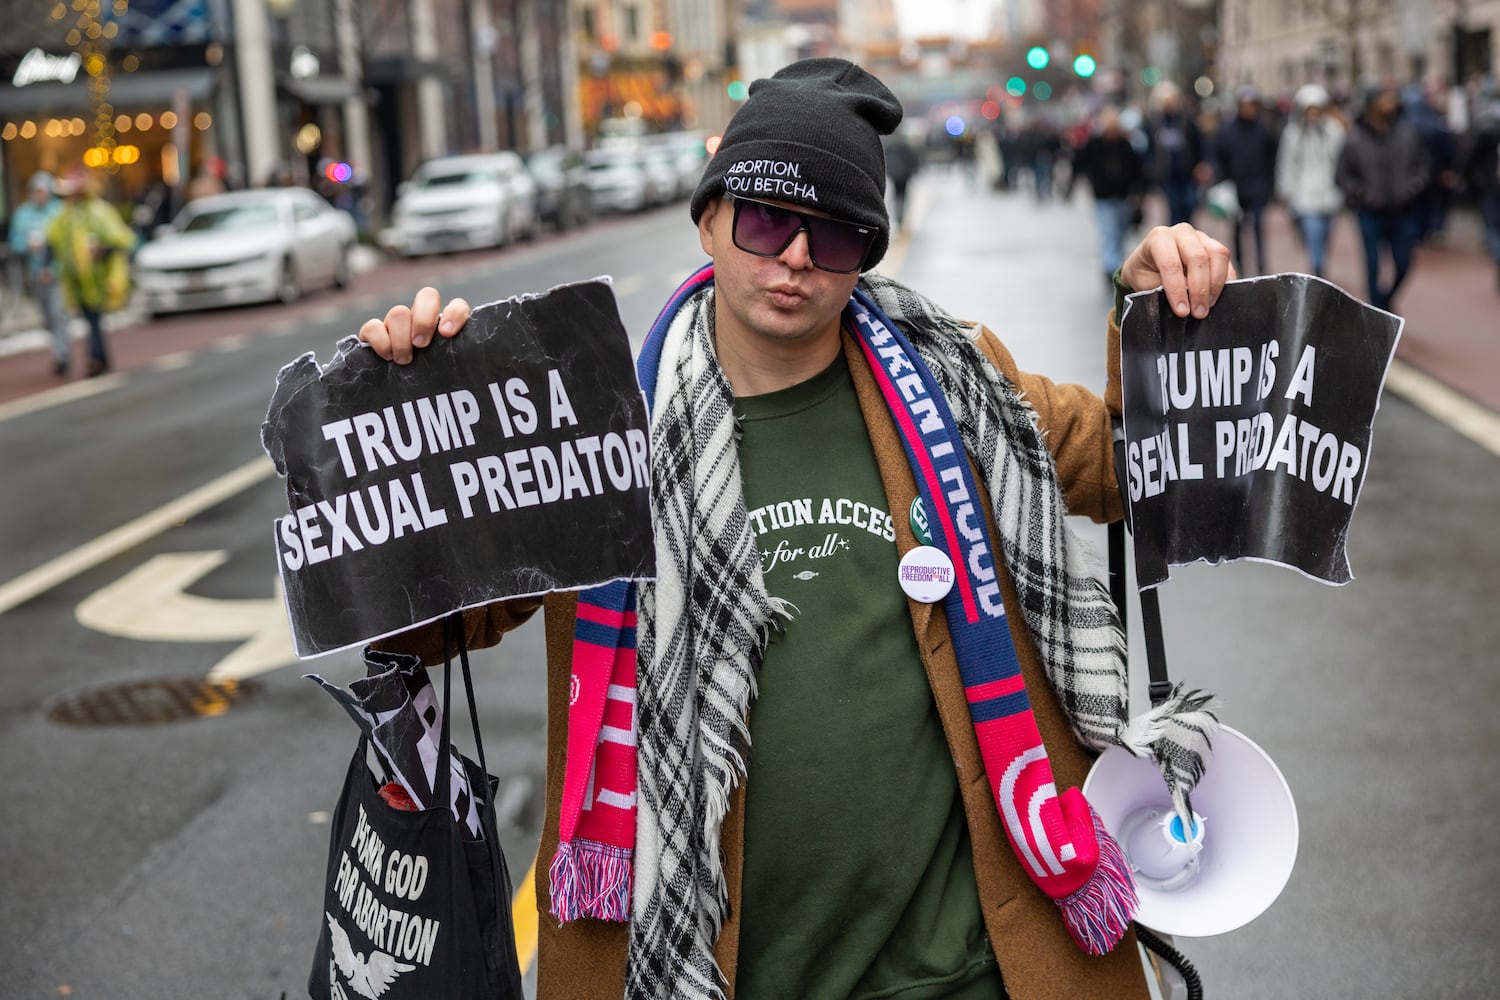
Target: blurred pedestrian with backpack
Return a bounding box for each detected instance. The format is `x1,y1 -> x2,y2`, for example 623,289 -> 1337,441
8,172 -> 71,375
1336,82 -> 1431,312
1073,107 -> 1147,288
1403,80 -> 1458,242
1146,82 -> 1210,226
884,132 -> 920,228
1459,94 -> 1500,292
46,167 -> 136,376
1212,86 -> 1279,275
1276,84 -> 1346,278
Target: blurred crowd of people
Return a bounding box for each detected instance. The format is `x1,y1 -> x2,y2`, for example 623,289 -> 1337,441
967,73 -> 1500,312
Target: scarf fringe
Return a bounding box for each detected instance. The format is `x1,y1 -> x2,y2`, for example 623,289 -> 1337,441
549,839 -> 633,923
1121,684 -> 1222,821
1055,806 -> 1140,956
1120,686 -> 1221,750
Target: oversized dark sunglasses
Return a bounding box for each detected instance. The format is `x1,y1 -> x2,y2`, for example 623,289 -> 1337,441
727,194 -> 876,274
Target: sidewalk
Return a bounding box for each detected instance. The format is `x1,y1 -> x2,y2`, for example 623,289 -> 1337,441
0,244 -> 384,352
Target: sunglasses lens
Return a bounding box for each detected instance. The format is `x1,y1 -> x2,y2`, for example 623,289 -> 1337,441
732,198 -> 873,273
733,200 -> 802,257
806,217 -> 872,273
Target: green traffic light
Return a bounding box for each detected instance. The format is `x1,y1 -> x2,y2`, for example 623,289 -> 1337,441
1073,54 -> 1097,78
727,80 -> 749,101
1005,76 -> 1027,97
1026,46 -> 1049,70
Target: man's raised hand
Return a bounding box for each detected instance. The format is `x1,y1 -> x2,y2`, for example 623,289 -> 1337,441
358,286 -> 472,364
1120,224 -> 1235,321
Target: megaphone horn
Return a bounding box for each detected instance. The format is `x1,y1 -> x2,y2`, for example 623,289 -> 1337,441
1083,725 -> 1298,937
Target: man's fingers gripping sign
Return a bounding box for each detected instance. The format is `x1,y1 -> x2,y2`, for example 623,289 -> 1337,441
358,286 -> 473,364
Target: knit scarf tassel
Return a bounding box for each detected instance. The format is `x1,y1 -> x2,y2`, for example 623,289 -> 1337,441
850,291 -> 1139,955
1053,793 -> 1139,955
549,579 -> 640,924
549,839 -> 633,923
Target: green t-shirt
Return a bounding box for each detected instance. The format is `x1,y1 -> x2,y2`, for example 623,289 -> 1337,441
733,351 -> 1005,1000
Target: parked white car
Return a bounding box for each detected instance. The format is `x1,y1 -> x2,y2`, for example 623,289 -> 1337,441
133,187 -> 356,317
639,148 -> 682,205
653,131 -> 710,198
582,149 -> 651,214
383,152 -> 539,256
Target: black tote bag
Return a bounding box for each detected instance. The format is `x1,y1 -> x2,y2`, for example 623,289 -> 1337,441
309,618 -> 524,999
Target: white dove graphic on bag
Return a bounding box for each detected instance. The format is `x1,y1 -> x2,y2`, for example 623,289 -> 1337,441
327,913 -> 416,998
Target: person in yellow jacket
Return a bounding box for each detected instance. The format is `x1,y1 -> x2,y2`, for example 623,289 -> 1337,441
46,167 -> 135,376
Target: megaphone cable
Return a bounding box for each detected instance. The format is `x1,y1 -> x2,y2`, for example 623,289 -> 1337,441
1135,924 -> 1204,1000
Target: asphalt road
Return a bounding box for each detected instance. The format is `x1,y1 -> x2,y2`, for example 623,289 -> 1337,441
2,171 -> 1498,999
0,203 -> 707,999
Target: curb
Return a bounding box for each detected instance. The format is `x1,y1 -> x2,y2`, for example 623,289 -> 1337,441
0,245 -> 386,356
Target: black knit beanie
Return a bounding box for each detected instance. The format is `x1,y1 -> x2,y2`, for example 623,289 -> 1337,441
690,58 -> 903,270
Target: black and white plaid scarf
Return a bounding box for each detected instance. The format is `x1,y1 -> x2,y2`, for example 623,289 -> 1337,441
623,269 -> 1217,1000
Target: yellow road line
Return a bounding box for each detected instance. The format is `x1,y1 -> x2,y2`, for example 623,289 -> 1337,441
512,860 -> 539,974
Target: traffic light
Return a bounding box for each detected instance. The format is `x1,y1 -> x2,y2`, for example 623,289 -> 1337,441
1073,54 -> 1097,78
1026,46 -> 1049,70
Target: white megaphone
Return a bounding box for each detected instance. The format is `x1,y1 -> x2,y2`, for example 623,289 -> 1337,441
1083,725 -> 1298,937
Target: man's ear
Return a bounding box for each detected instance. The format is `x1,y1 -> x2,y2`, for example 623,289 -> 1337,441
697,197 -> 721,257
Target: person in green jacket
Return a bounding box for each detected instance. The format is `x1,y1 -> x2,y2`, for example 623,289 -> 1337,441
46,167 -> 135,376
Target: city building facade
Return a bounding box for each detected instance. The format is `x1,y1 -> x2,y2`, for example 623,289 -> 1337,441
1217,0 -> 1496,99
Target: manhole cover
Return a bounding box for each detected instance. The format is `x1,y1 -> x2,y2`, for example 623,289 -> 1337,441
47,677 -> 263,727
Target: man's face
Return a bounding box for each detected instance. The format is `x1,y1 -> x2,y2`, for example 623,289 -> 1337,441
30,185 -> 50,205
697,195 -> 862,355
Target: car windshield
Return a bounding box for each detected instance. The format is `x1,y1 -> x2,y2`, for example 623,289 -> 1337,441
180,203 -> 281,232
416,168 -> 494,188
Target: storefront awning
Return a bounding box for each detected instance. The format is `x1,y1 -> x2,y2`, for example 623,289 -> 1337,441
0,67 -> 218,118
277,72 -> 360,105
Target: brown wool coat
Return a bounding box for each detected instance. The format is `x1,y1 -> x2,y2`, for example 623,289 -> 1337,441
379,313 -> 1149,1000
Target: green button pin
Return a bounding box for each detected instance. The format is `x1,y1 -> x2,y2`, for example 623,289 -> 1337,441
909,497 -> 933,546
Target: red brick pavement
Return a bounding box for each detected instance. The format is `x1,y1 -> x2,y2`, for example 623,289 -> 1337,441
1152,198 -> 1500,414
0,248 -> 507,407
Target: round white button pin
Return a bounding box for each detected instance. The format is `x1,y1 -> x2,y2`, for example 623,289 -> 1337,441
898,545 -> 955,603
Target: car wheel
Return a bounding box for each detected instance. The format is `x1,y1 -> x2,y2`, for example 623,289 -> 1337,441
276,257 -> 302,305
333,244 -> 353,289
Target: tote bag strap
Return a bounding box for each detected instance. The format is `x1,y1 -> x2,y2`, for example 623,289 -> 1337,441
440,614 -> 520,986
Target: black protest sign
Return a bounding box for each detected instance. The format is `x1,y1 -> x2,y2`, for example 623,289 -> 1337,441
261,279 -> 654,657
1119,273 -> 1401,588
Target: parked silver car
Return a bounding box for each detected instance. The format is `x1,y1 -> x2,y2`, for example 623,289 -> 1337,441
582,149 -> 651,213
652,131 -> 710,198
382,152 -> 539,256
527,146 -> 594,231
133,187 -> 356,317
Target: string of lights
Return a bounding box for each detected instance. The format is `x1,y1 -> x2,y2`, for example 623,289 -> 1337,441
52,0 -> 126,171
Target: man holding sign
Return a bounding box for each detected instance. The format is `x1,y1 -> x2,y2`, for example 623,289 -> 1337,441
359,60 -> 1233,1000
